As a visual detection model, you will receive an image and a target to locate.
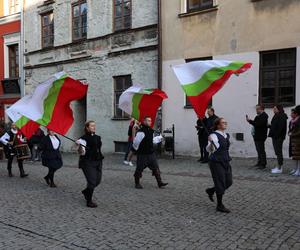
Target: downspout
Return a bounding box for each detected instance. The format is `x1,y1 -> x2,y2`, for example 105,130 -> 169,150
157,0 -> 162,90
20,0 -> 25,97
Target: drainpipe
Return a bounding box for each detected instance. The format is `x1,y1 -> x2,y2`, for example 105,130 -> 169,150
157,0 -> 162,90
20,0 -> 25,97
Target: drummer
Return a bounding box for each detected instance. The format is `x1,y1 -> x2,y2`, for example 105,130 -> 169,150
0,123 -> 29,178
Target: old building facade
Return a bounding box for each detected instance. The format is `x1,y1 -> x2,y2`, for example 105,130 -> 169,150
23,0 -> 158,152
161,0 -> 300,158
0,0 -> 23,123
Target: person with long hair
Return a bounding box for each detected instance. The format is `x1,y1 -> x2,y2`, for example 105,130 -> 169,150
268,105 -> 288,174
76,121 -> 104,208
289,106 -> 300,176
40,130 -> 63,187
205,118 -> 232,213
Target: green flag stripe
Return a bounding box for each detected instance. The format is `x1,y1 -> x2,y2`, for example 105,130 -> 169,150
15,116 -> 31,128
182,62 -> 245,96
132,93 -> 143,120
36,76 -> 67,126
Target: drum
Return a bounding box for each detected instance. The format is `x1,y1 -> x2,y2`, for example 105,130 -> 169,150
14,144 -> 31,160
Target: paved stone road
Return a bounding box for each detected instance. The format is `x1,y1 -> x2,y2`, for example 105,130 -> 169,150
0,154 -> 299,250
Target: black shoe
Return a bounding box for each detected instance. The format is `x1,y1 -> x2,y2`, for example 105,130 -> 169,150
50,182 -> 57,188
20,173 -> 29,178
201,160 -> 209,164
206,189 -> 214,202
87,201 -> 98,208
8,171 -> 13,177
135,183 -> 143,189
158,182 -> 168,188
216,205 -> 231,213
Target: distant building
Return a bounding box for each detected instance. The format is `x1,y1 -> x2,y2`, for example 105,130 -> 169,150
160,0 -> 300,157
0,0 -> 23,123
23,0 -> 159,152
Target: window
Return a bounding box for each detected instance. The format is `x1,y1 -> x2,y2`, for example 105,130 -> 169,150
72,1 -> 87,41
114,75 -> 132,118
8,0 -> 20,15
114,0 -> 131,31
187,0 -> 214,12
41,12 -> 54,48
259,48 -> 296,107
185,57 -> 212,108
8,44 -> 19,78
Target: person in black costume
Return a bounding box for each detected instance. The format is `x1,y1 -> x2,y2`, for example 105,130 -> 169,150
0,123 -> 28,178
39,130 -> 63,187
195,116 -> 208,162
205,118 -> 232,213
76,121 -> 104,208
133,116 -> 168,189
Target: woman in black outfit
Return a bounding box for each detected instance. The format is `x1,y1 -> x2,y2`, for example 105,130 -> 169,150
40,130 -> 63,188
76,121 -> 104,208
205,118 -> 232,213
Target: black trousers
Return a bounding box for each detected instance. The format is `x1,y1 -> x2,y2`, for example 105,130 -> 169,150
272,138 -> 284,166
7,156 -> 23,171
254,140 -> 267,166
198,135 -> 209,160
134,153 -> 160,178
209,161 -> 233,195
81,160 -> 102,189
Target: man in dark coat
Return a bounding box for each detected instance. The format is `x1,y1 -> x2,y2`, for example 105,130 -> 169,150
268,105 -> 288,174
196,117 -> 208,162
246,105 -> 269,169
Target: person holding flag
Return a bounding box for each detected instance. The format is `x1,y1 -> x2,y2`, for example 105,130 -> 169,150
206,118 -> 233,213
76,121 -> 104,208
132,116 -> 168,189
0,123 -> 29,178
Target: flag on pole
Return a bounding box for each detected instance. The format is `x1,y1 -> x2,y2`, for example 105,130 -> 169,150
172,60 -> 252,118
119,84 -> 168,126
6,72 -> 88,138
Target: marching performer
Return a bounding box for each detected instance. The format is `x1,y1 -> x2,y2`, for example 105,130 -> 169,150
0,123 -> 28,178
76,121 -> 104,208
205,118 -> 232,213
133,116 -> 168,189
39,130 -> 63,187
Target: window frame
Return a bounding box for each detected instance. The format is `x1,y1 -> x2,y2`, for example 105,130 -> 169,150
186,0 -> 214,13
113,0 -> 132,32
8,0 -> 20,15
41,11 -> 54,49
8,44 -> 19,79
184,56 -> 213,109
259,48 -> 296,108
113,75 -> 132,119
72,0 -> 88,42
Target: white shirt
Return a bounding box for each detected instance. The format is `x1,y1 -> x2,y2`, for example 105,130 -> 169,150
76,138 -> 87,155
49,135 -> 60,150
0,129 -> 18,145
206,130 -> 228,153
133,132 -> 163,151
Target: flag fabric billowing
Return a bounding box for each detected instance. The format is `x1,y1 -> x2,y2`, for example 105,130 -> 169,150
6,72 -> 88,138
172,60 -> 252,118
119,85 -> 168,126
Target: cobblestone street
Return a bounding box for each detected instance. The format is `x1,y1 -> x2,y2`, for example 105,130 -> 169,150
0,154 -> 299,250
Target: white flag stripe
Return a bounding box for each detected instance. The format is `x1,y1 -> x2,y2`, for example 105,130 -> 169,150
172,60 -> 232,86
5,71 -> 67,122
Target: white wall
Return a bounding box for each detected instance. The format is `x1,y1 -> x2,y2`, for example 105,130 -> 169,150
162,49 -> 300,158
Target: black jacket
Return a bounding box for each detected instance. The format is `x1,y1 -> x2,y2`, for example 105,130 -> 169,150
39,135 -> 62,168
196,118 -> 208,138
137,125 -> 154,155
248,112 -> 269,141
268,112 -> 288,140
206,115 -> 219,134
79,133 -> 104,162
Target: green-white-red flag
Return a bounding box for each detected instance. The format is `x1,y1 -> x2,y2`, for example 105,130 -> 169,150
119,84 -> 168,126
6,72 -> 88,138
172,60 -> 252,118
